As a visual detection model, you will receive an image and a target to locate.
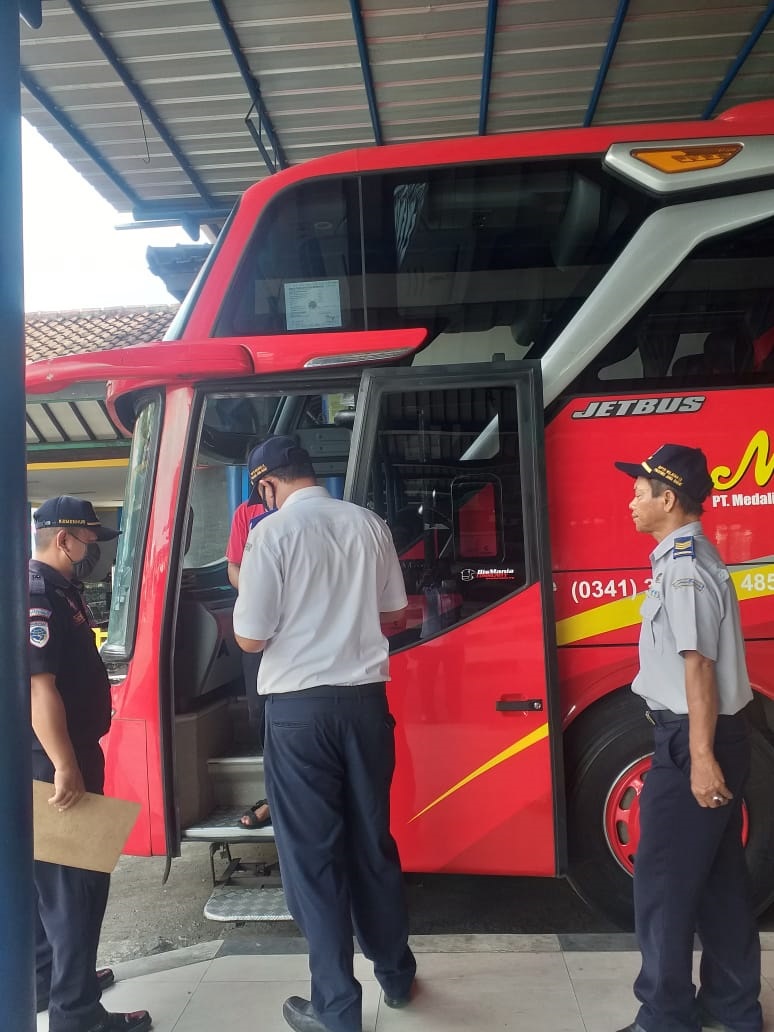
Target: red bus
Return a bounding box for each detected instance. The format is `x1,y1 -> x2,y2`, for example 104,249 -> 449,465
26,100 -> 774,927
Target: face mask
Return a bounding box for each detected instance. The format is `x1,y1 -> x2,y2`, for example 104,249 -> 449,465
66,541 -> 101,581
259,482 -> 277,513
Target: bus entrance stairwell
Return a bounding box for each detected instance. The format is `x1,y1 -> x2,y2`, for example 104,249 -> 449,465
167,384 -> 360,921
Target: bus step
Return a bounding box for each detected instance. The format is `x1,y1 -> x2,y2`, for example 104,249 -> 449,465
204,884 -> 291,923
182,806 -> 275,843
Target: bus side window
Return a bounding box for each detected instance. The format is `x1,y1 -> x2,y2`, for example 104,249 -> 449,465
361,385 -> 526,647
580,218 -> 774,391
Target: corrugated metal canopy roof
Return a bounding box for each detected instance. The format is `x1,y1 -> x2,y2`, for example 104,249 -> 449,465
20,0 -> 774,232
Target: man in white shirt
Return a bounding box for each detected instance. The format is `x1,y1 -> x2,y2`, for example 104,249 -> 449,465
233,435 -> 416,1032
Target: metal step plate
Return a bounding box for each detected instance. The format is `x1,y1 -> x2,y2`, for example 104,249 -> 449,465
183,806 -> 275,843
204,883 -> 292,922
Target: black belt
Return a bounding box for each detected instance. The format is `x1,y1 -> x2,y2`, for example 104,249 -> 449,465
645,708 -> 687,726
645,708 -> 744,726
273,682 -> 386,699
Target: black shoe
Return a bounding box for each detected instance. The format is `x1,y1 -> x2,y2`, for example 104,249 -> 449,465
37,967 -> 117,1013
97,967 -> 116,993
384,990 -> 411,1009
86,1011 -> 153,1032
698,1008 -> 733,1031
282,996 -> 328,1032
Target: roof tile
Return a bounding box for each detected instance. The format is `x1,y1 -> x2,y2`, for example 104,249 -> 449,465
25,305 -> 179,364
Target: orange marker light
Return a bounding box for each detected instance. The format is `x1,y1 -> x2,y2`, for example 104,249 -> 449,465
630,143 -> 743,174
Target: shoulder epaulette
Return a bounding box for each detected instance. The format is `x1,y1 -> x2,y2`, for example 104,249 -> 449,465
671,535 -> 695,560
29,569 -> 47,596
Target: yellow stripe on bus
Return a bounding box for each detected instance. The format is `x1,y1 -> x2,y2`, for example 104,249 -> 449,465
555,564 -> 774,647
556,594 -> 644,647
409,723 -> 549,823
27,458 -> 129,471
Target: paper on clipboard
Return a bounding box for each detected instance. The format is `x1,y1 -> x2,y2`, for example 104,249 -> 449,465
33,780 -> 141,874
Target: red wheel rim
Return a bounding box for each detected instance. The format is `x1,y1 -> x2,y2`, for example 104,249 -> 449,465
604,756 -> 650,875
604,755 -> 750,876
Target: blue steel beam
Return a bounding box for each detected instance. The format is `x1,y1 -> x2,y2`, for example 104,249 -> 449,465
67,0 -> 217,208
583,0 -> 630,127
478,0 -> 498,134
20,69 -> 143,210
348,0 -> 382,146
0,4 -> 36,1030
208,0 -> 286,171
703,1 -> 774,118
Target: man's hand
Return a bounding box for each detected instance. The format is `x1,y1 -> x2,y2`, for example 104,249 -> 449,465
49,764 -> 85,811
690,753 -> 733,808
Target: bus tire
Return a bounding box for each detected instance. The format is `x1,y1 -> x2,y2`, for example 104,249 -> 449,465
565,690 -> 774,930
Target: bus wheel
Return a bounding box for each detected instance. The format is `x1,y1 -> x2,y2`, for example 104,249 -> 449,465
565,690 -> 774,929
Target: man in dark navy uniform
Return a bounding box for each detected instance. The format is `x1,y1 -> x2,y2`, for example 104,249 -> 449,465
614,446 -> 761,1032
29,496 -> 152,1032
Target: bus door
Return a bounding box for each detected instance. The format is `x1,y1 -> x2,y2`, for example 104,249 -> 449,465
345,362 -> 564,877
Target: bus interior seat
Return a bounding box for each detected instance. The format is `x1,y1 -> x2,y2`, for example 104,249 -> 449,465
672,328 -> 752,378
295,425 -> 351,478
174,585 -> 241,713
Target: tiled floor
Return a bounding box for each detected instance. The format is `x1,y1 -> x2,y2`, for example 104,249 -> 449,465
35,935 -> 774,1032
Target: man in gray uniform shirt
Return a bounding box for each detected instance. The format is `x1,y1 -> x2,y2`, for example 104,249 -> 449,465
614,443 -> 761,1032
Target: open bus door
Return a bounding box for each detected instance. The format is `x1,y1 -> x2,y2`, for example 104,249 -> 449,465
345,362 -> 565,878
164,358 -> 563,918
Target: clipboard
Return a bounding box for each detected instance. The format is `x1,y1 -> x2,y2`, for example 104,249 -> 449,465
33,780 -> 141,873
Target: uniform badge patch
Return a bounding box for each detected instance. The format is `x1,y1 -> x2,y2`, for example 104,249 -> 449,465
29,607 -> 52,618
30,621 -> 50,648
672,536 -> 695,559
672,577 -> 704,591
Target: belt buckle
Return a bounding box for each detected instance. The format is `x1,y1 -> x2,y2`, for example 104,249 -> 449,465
645,709 -> 656,726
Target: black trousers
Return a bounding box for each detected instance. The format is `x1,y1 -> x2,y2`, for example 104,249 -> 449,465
264,686 -> 416,1032
33,745 -> 110,1032
633,711 -> 762,1032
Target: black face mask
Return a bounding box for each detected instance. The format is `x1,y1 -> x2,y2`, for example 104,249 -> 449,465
66,542 -> 101,581
259,483 -> 277,513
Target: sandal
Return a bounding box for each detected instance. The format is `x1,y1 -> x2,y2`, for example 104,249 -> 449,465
237,799 -> 271,829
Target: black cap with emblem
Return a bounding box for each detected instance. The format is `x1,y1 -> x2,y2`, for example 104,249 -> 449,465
615,443 -> 714,503
246,436 -> 312,503
33,496 -> 120,541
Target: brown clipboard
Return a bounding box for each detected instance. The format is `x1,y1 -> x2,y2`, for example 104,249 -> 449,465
33,780 -> 141,873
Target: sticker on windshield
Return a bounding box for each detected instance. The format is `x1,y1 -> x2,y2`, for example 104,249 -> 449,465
284,280 -> 342,331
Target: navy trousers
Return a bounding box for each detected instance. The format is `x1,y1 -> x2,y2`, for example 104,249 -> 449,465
264,686 -> 416,1032
33,745 -> 110,1032
633,711 -> 761,1032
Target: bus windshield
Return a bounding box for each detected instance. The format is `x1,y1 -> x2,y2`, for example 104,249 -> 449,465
215,158 -> 652,359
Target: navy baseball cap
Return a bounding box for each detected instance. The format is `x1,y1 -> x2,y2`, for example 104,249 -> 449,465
33,496 -> 120,541
615,443 -> 714,502
247,435 -> 311,503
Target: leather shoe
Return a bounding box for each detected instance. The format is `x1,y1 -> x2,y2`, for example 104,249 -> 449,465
37,967 -> 117,1013
384,991 -> 411,1008
86,1011 -> 152,1031
282,996 -> 328,1032
97,967 -> 116,993
698,1008 -> 732,1031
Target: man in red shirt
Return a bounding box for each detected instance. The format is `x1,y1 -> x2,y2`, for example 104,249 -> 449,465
226,444 -> 273,828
